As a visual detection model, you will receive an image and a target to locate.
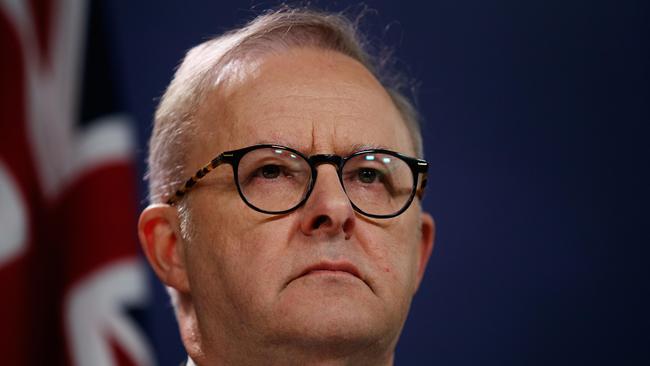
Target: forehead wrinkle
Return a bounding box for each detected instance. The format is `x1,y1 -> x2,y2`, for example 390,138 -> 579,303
204,48 -> 413,158
256,94 -> 363,118
234,115 -> 314,152
311,119 -> 383,156
244,99 -> 407,156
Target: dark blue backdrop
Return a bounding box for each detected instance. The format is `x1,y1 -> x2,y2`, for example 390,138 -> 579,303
103,1 -> 649,365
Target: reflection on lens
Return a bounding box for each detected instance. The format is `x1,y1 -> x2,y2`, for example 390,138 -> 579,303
237,148 -> 310,212
342,152 -> 413,216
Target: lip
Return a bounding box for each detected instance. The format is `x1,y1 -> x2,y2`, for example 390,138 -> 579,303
298,261 -> 363,282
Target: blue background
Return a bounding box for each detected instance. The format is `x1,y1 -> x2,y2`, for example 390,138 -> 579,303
102,1 -> 649,365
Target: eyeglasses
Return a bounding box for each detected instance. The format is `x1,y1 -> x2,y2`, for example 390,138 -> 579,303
167,144 -> 428,219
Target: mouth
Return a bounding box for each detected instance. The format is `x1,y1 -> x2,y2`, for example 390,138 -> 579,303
297,261 -> 364,282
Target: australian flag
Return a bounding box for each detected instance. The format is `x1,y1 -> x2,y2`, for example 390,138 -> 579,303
0,1 -> 153,365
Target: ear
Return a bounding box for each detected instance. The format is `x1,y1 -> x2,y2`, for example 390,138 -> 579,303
138,204 -> 190,293
414,212 -> 436,292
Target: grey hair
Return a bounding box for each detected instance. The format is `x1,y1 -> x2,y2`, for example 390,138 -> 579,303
147,6 -> 422,204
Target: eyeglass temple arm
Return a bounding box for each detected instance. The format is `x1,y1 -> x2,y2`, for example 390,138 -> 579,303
166,155 -> 224,205
415,160 -> 428,200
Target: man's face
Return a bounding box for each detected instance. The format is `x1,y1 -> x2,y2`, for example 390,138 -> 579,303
181,48 -> 433,354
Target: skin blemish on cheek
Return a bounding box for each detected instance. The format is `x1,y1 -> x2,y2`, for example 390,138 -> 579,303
384,267 -> 390,273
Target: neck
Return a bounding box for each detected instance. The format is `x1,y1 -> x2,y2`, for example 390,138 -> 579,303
178,297 -> 399,366
190,346 -> 395,366
185,319 -> 396,366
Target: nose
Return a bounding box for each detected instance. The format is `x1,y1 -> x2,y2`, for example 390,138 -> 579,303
299,164 -> 355,239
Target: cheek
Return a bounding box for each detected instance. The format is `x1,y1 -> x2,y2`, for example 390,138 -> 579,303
187,200 -> 295,305
363,219 -> 421,295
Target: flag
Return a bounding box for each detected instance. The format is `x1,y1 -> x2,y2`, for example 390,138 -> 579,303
0,1 -> 153,364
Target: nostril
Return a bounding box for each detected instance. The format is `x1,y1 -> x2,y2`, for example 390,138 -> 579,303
312,215 -> 329,230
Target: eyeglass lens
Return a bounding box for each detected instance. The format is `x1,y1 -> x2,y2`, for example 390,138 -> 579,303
236,147 -> 414,216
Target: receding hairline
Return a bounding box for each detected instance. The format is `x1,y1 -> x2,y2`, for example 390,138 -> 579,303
199,47 -> 416,152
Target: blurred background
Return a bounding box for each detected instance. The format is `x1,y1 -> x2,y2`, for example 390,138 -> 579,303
1,0 -> 648,365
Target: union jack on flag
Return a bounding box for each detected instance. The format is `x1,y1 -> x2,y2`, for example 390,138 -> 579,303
0,1 -> 153,365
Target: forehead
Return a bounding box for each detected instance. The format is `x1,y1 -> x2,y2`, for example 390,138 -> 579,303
193,48 -> 414,162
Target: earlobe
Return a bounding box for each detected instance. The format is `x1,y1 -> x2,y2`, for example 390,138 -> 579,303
138,204 -> 191,293
415,212 -> 435,292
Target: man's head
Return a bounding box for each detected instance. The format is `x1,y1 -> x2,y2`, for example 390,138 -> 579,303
138,7 -> 435,365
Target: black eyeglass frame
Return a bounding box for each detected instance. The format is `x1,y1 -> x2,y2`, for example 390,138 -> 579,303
166,144 -> 428,219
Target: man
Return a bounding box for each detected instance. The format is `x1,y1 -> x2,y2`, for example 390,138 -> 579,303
138,6 -> 435,365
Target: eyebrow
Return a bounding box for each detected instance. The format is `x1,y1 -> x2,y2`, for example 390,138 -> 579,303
250,140 -> 391,156
252,139 -> 299,148
347,143 -> 391,154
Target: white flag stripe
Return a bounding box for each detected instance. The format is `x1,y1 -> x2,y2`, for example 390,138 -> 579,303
65,258 -> 153,366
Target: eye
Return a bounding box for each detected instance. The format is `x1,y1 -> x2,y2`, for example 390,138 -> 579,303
357,168 -> 379,183
260,164 -> 281,179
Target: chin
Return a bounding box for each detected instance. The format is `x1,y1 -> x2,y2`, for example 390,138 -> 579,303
271,276 -> 394,349
279,310 -> 382,351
